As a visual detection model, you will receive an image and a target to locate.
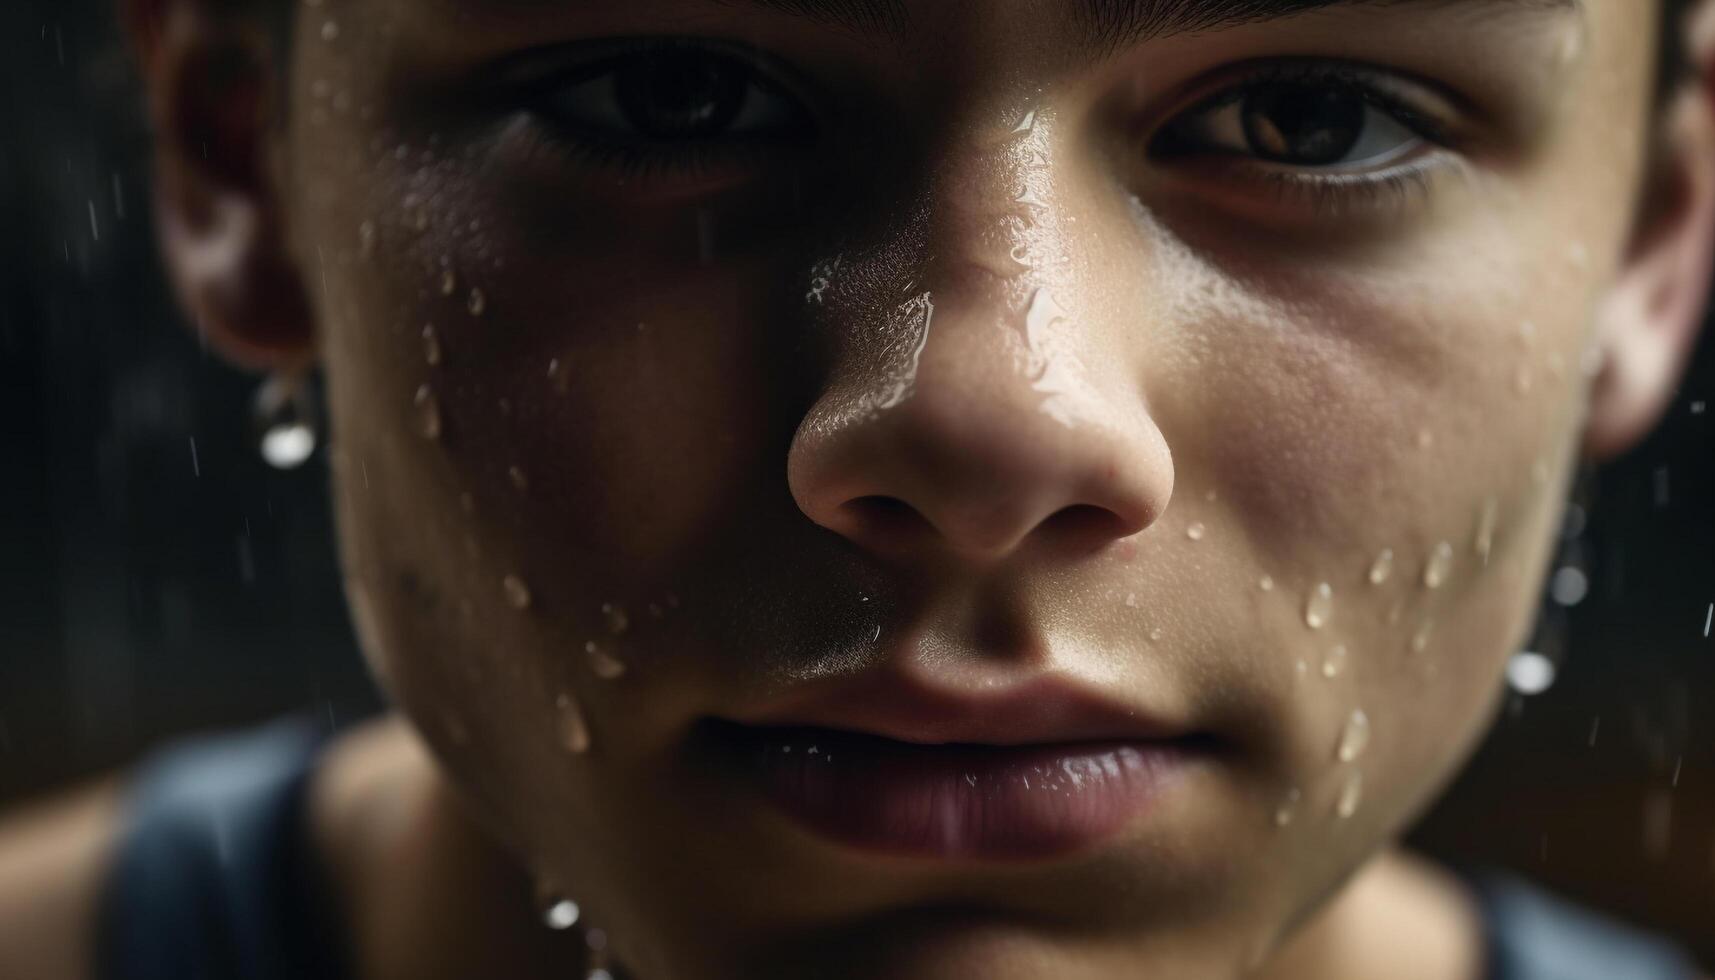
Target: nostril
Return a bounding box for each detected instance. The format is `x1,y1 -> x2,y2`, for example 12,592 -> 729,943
840,495 -> 937,548
1039,504 -> 1135,554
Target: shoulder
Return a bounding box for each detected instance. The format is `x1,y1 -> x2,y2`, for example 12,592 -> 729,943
0,778 -> 125,980
1470,872 -> 1703,980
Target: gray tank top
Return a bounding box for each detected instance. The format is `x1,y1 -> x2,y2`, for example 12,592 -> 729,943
95,720 -> 1701,980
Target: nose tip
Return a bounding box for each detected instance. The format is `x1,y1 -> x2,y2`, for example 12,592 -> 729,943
789,365 -> 1172,566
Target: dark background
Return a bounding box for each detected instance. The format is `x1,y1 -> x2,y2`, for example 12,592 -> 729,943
2,0 -> 1712,967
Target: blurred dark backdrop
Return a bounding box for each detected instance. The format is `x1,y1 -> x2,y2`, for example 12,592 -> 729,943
1,0 -> 1711,966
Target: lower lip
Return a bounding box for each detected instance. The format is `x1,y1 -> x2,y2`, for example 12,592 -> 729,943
721,725 -> 1192,861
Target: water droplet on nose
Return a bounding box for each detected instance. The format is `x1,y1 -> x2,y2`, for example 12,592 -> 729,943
1186,522 -> 1206,542
555,692 -> 592,754
1336,708 -> 1371,763
1011,109 -> 1037,134
1367,549 -> 1394,586
1015,184 -> 1047,208
585,641 -> 627,680
414,385 -> 443,440
602,603 -> 630,636
1273,787 -> 1302,828
1321,645 -> 1349,679
508,466 -> 530,493
467,288 -> 487,317
1335,770 -> 1364,819
1304,583 -> 1333,630
440,269 -> 458,296
1423,542 -> 1454,589
422,324 -> 442,366
502,575 -> 533,610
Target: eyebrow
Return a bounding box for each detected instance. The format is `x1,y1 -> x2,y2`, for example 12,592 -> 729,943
718,0 -> 1580,48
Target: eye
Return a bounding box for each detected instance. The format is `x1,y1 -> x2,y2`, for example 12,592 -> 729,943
538,45 -> 809,144
1155,72 -> 1440,171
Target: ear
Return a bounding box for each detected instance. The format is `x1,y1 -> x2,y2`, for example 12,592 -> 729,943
124,0 -> 315,373
1583,4 -> 1715,460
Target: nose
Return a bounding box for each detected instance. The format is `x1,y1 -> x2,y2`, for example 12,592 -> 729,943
788,266 -> 1174,567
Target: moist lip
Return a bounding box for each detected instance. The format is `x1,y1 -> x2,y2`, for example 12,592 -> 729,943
714,722 -> 1203,861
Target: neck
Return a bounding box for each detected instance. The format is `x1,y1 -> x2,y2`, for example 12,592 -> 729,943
310,716 -> 589,980
1258,850 -> 1485,980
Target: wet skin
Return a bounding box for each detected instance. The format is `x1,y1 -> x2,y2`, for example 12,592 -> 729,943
123,0 -> 1715,977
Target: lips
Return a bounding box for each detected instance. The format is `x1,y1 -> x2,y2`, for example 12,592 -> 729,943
711,672 -> 1208,861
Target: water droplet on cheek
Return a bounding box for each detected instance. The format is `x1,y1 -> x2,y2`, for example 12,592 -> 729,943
585,641 -> 627,680
555,692 -> 592,754
1304,583 -> 1333,630
1423,542 -> 1454,589
1335,771 -> 1364,819
1335,708 -> 1371,763
502,575 -> 533,610
1321,645 -> 1348,679
1367,549 -> 1394,586
414,385 -> 443,440
421,324 -> 442,366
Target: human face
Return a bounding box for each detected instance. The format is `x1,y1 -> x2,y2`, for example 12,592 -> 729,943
284,1 -> 1656,976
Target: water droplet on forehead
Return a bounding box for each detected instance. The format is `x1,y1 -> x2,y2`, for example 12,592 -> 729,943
1367,549 -> 1393,586
1304,583 -> 1333,630
1336,708 -> 1371,763
502,575 -> 533,610
1423,542 -> 1454,590
414,385 -> 443,440
555,692 -> 592,754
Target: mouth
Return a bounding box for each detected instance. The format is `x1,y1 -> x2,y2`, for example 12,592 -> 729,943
706,673 -> 1217,861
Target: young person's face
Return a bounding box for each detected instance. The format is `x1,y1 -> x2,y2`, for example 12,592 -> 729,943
138,0 -> 1713,976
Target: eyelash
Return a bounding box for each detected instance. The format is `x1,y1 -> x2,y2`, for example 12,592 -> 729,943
1151,62 -> 1461,213
514,47 -> 1461,214
515,41 -> 812,181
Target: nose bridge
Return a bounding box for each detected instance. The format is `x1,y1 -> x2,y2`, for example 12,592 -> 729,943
787,113 -> 1175,566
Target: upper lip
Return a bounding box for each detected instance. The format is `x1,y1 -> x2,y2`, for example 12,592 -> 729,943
723,670 -> 1188,747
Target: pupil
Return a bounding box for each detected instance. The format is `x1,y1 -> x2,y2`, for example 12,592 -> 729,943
616,53 -> 747,139
1241,84 -> 1365,166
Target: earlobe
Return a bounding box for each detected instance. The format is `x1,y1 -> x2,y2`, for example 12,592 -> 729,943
1582,47 -> 1715,461
127,0 -> 315,373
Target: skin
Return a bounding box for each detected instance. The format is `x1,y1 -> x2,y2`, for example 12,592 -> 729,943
4,0 -> 1715,978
